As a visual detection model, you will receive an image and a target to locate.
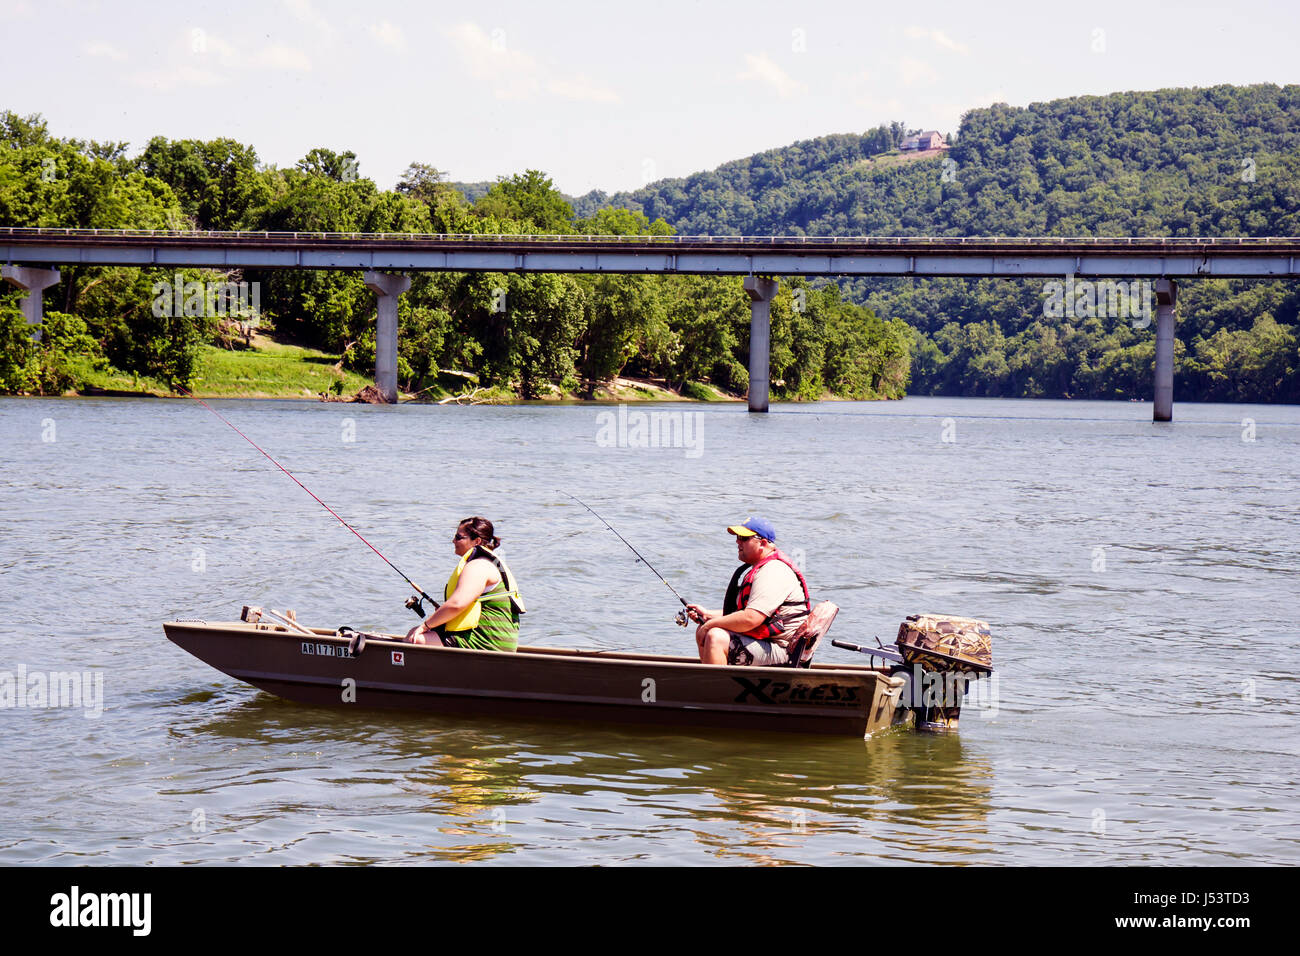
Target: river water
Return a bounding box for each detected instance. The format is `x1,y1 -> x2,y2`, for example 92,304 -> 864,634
0,395 -> 1296,865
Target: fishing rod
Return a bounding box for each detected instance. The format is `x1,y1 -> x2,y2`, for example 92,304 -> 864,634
176,385 -> 439,616
562,492 -> 695,626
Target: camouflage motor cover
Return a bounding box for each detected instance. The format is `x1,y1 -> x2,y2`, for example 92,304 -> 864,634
896,614 -> 992,673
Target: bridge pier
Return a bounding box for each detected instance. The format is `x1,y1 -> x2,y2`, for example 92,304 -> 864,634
2,265 -> 60,343
363,271 -> 411,404
743,276 -> 778,413
1153,279 -> 1176,422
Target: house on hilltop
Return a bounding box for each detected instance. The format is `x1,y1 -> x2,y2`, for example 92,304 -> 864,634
900,131 -> 947,151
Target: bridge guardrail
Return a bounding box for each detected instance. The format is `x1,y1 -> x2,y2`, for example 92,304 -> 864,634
2,227 -> 1299,245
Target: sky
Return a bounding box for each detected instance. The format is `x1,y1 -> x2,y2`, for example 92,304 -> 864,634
2,0 -> 1297,196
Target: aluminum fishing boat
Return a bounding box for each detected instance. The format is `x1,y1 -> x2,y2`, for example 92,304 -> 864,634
163,617 -> 907,737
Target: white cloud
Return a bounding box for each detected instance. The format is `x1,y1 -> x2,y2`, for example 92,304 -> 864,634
833,69 -> 874,94
898,56 -> 940,87
85,41 -> 128,62
283,0 -> 333,36
256,45 -> 313,71
445,21 -> 618,104
832,70 -> 906,115
736,52 -> 807,100
204,33 -> 242,67
131,29 -> 311,88
446,22 -> 542,99
546,74 -> 620,104
191,30 -> 311,72
128,66 -> 226,91
904,26 -> 970,54
855,94 -> 908,117
369,19 -> 406,52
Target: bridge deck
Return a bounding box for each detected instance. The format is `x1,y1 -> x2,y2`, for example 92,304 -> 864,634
4,229 -> 1300,278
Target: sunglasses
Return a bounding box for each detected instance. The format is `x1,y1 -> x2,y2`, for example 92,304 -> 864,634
453,532 -> 475,541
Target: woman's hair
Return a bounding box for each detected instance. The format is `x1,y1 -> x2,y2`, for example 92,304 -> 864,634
458,516 -> 501,550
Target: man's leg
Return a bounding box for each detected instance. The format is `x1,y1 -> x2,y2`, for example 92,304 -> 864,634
725,634 -> 786,667
701,627 -> 731,665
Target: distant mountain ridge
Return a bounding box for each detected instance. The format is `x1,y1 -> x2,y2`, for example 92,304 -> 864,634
585,85 -> 1299,239
562,84 -> 1300,403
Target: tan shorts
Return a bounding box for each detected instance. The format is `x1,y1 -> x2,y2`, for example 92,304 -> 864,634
726,633 -> 790,667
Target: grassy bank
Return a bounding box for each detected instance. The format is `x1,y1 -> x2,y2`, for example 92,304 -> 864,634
71,334 -> 744,402
78,335 -> 372,399
190,337 -> 373,398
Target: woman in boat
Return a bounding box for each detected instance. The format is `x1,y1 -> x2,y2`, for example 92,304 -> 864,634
405,516 -> 525,651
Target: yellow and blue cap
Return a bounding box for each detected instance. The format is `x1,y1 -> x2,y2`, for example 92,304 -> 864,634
727,517 -> 776,542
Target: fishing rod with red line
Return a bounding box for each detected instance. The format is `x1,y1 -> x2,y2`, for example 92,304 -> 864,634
176,385 -> 439,617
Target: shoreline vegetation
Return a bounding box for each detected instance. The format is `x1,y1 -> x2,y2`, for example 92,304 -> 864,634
28,329 -> 760,403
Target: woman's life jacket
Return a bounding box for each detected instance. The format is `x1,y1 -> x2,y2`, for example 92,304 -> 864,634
442,546 -> 526,633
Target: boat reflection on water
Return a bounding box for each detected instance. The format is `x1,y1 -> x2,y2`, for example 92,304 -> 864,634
176,691 -> 994,864
668,730 -> 997,864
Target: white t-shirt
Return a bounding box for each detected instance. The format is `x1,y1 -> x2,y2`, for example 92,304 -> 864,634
744,559 -> 808,633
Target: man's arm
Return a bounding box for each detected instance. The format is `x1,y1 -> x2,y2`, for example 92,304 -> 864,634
694,607 -> 766,641
695,562 -> 798,638
684,603 -> 718,623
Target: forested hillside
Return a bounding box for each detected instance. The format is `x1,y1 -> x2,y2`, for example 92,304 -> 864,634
592,85 -> 1300,402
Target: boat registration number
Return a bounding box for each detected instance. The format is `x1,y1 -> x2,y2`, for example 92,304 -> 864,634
301,642 -> 352,659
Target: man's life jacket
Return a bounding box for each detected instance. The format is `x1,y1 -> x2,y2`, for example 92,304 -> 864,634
722,548 -> 811,640
442,546 -> 526,633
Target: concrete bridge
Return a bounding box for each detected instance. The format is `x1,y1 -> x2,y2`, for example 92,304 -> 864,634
7,228 -> 1300,419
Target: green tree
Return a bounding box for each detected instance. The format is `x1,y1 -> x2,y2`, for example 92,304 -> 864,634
0,306 -> 105,394
478,170 -> 574,233
296,147 -> 361,182
577,275 -> 674,390
137,137 -> 267,230
396,162 -> 474,233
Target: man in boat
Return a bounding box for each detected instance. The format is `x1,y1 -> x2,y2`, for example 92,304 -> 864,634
405,516 -> 525,651
684,517 -> 810,666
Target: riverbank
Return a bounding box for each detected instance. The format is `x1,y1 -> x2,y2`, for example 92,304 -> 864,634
74,336 -> 373,400
57,333 -> 747,403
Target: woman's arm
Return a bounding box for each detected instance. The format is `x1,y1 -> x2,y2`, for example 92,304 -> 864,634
409,560 -> 495,641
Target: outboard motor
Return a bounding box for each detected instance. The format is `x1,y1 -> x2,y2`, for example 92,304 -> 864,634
835,614 -> 994,732
892,614 -> 993,731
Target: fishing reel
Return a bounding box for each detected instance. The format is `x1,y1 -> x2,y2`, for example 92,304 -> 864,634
405,594 -> 432,618
675,608 -> 689,627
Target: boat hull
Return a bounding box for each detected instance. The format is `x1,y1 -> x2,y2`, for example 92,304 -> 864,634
164,620 -> 906,737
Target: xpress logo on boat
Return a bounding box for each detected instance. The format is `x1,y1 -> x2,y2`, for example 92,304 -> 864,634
731,676 -> 860,706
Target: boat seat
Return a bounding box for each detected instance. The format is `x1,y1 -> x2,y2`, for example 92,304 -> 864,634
784,601 -> 839,668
